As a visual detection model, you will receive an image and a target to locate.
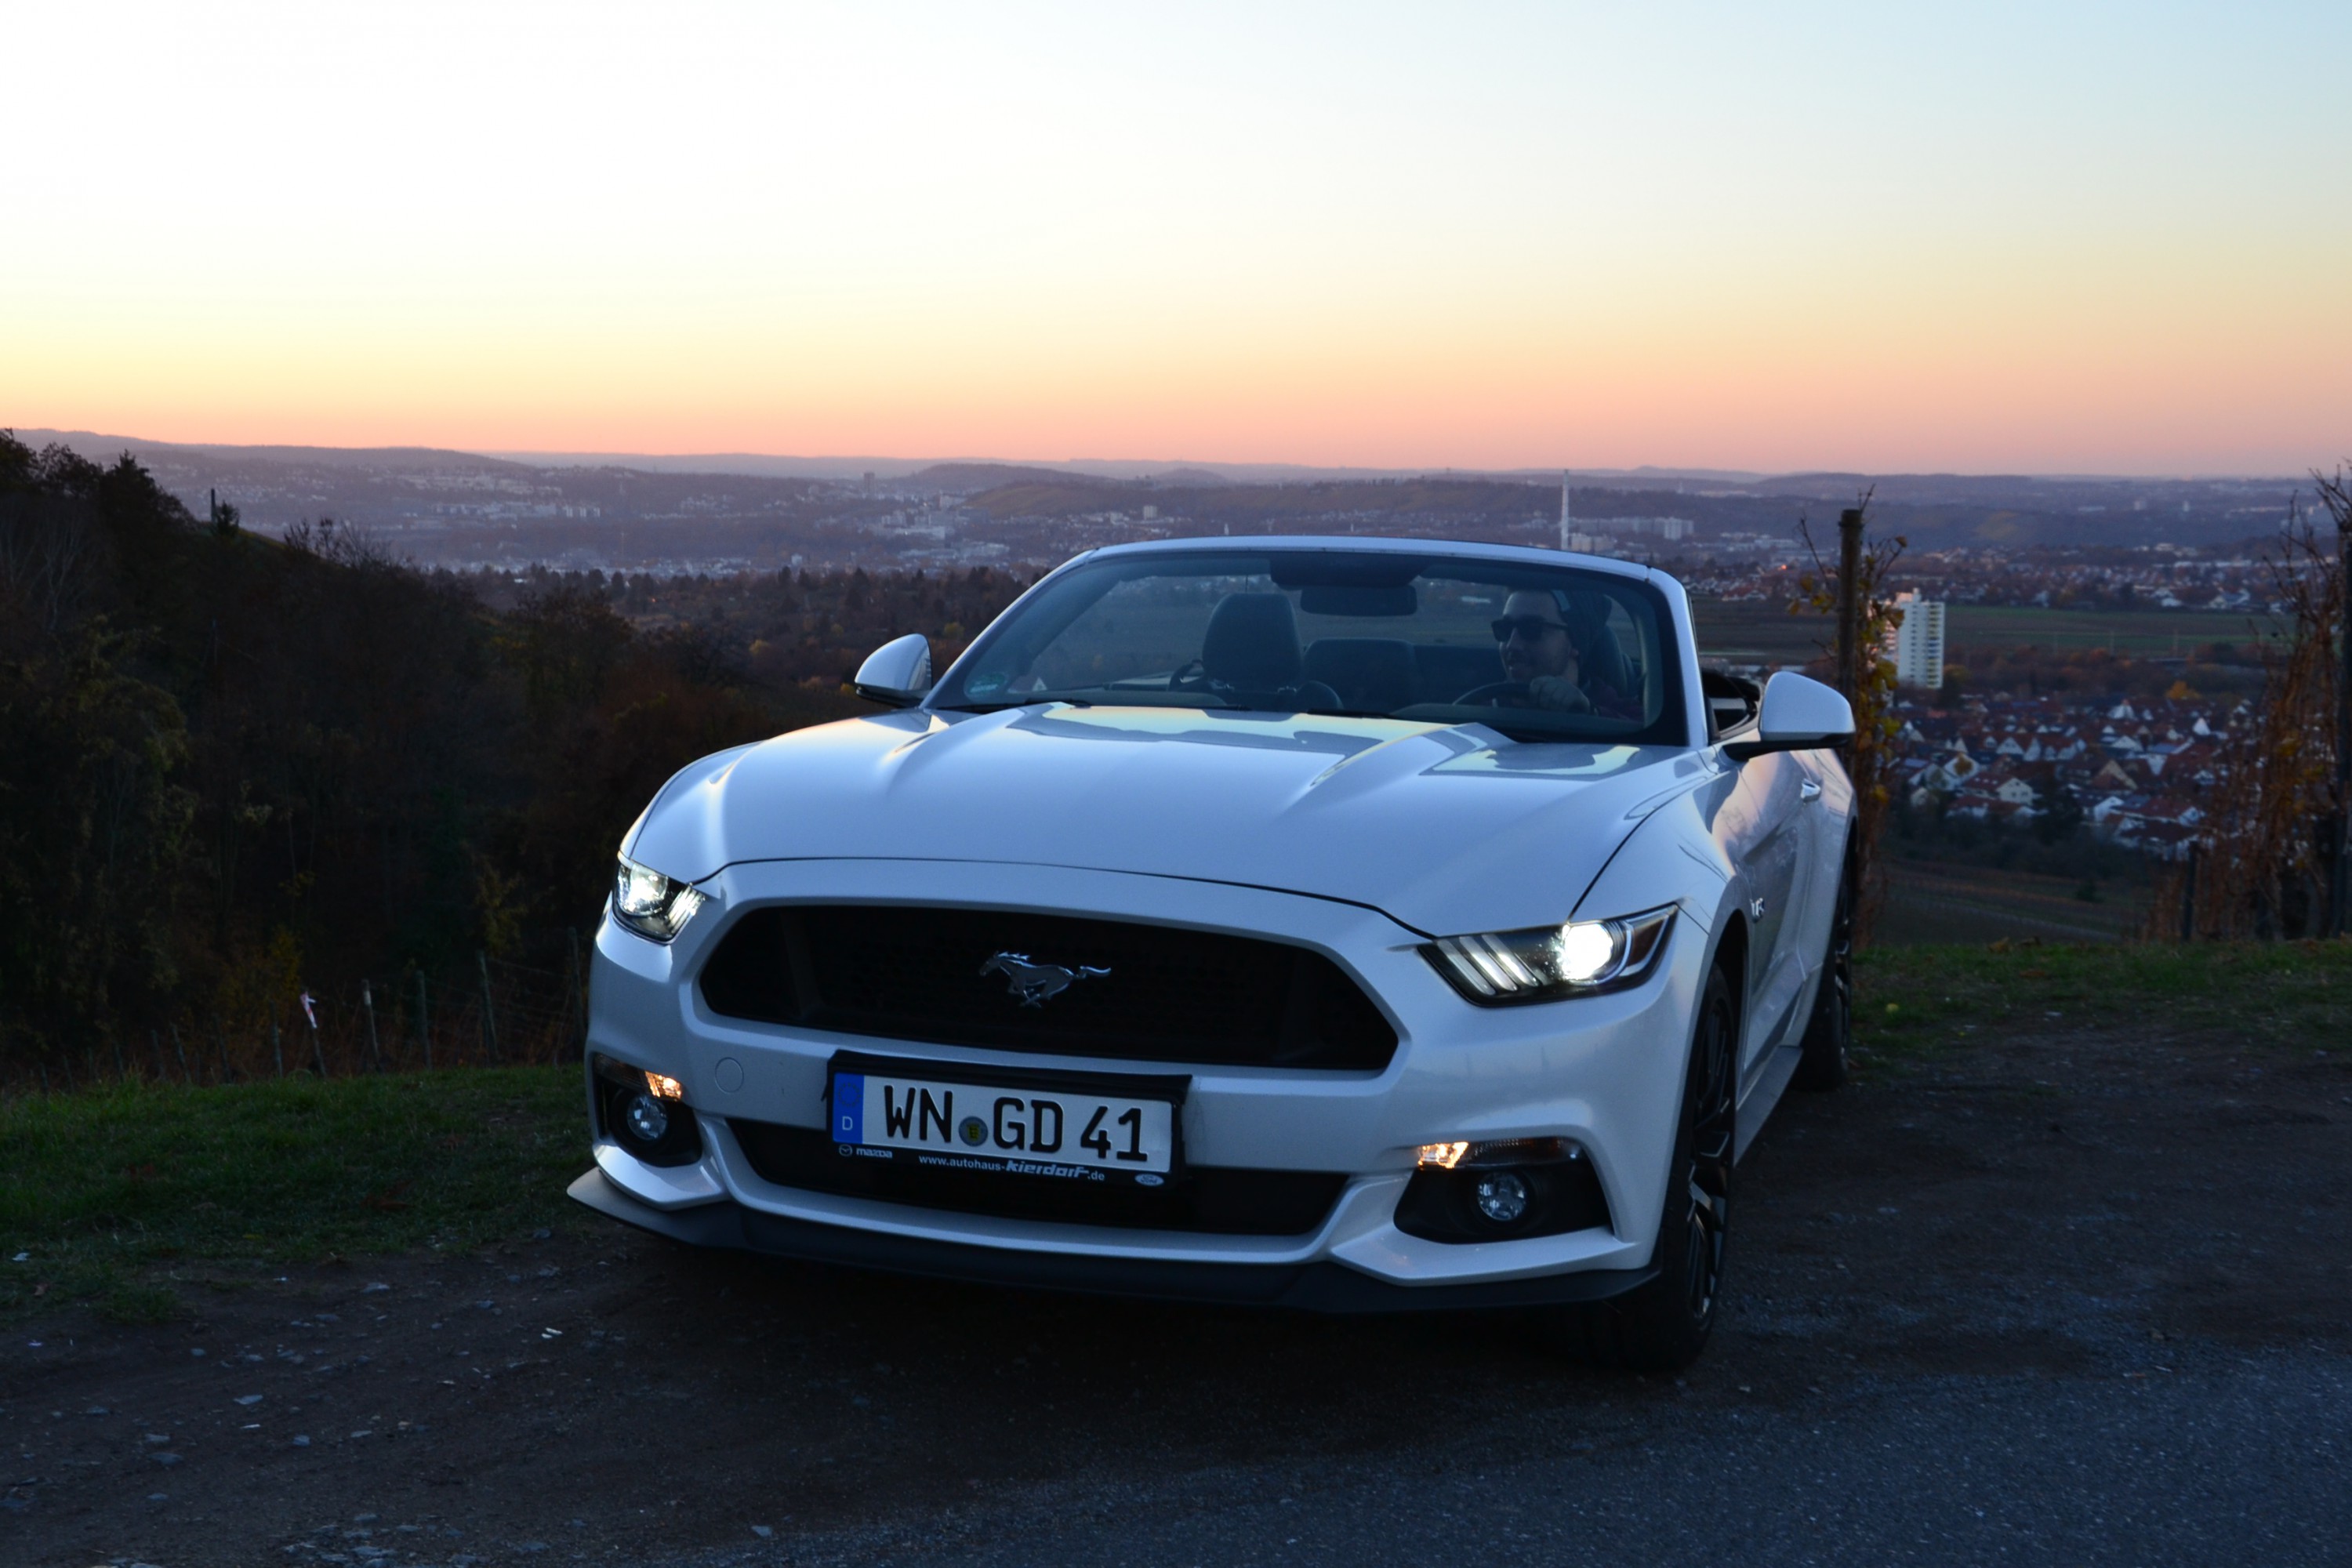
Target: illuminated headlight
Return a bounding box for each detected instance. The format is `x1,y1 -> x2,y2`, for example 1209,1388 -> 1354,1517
612,854 -> 709,942
1423,906 -> 1676,1005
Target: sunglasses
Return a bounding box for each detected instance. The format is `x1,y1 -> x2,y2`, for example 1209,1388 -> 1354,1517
1491,615 -> 1570,643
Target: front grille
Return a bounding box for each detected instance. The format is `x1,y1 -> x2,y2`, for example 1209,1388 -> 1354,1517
699,906 -> 1396,1071
729,1119 -> 1348,1236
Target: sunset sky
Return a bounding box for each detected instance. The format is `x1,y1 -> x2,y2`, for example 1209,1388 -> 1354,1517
5,2 -> 2347,475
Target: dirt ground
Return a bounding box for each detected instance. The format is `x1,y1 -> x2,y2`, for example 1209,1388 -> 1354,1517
6,1024 -> 2348,1567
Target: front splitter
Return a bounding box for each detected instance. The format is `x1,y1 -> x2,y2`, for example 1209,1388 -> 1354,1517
568,1168 -> 1655,1314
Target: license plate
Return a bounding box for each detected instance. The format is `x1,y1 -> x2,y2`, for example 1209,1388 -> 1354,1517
829,1067 -> 1177,1178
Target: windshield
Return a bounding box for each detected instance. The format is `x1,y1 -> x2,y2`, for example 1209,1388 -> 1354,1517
933,550 -> 1687,744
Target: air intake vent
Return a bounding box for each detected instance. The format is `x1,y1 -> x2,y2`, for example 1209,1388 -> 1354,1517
699,906 -> 1396,1071
729,1119 -> 1347,1236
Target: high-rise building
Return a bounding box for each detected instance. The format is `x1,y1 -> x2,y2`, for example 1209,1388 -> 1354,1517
1559,470 -> 1572,553
1884,591 -> 1947,687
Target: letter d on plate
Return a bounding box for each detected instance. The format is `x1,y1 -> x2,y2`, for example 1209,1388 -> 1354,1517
833,1073 -> 864,1142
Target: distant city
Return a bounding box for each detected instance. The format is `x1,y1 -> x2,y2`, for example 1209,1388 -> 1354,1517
13,429 -> 2326,587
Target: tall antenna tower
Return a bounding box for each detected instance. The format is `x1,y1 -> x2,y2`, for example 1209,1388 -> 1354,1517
1559,470 -> 1572,552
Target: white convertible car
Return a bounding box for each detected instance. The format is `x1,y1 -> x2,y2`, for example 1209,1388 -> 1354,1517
571,537 -> 1855,1369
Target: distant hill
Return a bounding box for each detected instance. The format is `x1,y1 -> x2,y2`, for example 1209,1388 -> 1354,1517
964,474 -> 1557,524
3,429 -> 2314,553
14,428 -> 521,473
483,451 -> 938,481
903,462 -> 1089,492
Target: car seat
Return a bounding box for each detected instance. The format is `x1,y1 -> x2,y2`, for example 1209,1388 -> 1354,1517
1562,591 -> 1638,699
1192,594 -> 1341,711
1202,593 -> 1307,688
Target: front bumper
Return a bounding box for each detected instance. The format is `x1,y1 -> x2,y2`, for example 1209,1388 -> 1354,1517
580,857 -> 1706,1298
569,1167 -> 1658,1312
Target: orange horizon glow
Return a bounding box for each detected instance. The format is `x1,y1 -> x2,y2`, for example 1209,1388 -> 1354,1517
6,4 -> 2349,477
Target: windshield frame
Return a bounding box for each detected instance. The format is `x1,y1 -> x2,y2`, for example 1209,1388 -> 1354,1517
927,543 -> 1692,746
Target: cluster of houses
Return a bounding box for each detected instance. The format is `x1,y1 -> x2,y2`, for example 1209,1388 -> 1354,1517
1680,543 -> 2292,616
1887,693 -> 2237,858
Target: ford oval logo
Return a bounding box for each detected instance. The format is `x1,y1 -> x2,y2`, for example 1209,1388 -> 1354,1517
979,952 -> 1111,1007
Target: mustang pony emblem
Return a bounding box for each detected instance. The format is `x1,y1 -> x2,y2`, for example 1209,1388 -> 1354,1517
979,952 -> 1111,1007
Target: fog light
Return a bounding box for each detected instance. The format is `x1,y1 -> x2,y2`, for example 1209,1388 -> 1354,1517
1417,1136 -> 1576,1170
623,1091 -> 671,1144
1474,1171 -> 1531,1225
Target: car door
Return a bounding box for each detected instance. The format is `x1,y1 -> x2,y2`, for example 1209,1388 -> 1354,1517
1713,750 -> 1814,1076
1778,749 -> 1847,1011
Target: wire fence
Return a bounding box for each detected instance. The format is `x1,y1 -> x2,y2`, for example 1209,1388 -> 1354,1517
5,932 -> 594,1098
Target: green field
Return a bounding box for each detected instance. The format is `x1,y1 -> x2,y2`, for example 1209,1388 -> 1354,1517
1875,860 -> 2152,946
1690,598 -> 2267,667
1847,938 -> 2352,1064
4,939 -> 2350,1323
0,1067 -> 583,1323
1946,604 -> 2276,656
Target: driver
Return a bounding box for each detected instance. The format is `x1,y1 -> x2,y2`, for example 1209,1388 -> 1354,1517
1486,589 -> 1639,717
1490,589 -> 1593,711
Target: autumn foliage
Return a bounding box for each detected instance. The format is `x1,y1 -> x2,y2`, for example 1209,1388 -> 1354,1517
2156,479 -> 2347,939
0,434 -> 1029,1087
1788,503 -> 1908,942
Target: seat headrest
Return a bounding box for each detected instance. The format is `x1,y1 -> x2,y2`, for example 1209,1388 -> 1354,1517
1562,591 -> 1635,696
1201,593 -> 1305,689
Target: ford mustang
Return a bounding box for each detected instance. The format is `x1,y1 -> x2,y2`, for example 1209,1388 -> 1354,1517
569,536 -> 1855,1369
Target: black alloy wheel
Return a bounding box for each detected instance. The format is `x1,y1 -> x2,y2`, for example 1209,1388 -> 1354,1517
1559,964 -> 1737,1372
1675,968 -> 1737,1328
1792,843 -> 1854,1091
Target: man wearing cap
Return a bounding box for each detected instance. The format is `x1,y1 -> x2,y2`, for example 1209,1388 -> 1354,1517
1489,589 -> 1636,717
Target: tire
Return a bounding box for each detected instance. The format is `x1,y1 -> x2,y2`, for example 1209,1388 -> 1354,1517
1791,844 -> 1853,1091
1560,962 -> 1737,1373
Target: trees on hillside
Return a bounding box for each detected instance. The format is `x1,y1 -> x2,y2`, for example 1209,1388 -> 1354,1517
0,434 -> 913,1083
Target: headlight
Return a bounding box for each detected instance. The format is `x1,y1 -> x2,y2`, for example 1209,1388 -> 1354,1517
1423,905 -> 1675,1005
611,854 -> 708,942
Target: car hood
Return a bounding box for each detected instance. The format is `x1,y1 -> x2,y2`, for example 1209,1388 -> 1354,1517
625,705 -> 1709,937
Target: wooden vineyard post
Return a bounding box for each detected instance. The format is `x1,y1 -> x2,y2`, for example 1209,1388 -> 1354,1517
2180,844 -> 2200,942
478,952 -> 499,1062
2334,477 -> 2351,936
1835,506 -> 1864,706
567,927 -> 588,1063
361,980 -> 384,1071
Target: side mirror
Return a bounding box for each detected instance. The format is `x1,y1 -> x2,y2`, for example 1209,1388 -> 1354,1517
853,634 -> 932,708
1722,671 -> 1853,760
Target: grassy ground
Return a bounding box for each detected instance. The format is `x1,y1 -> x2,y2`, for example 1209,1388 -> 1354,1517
1875,860 -> 2152,946
1850,937 -> 2352,1068
0,1066 -> 582,1323
1944,604 -> 2276,656
6,939 -> 2348,1323
1689,597 -> 2258,666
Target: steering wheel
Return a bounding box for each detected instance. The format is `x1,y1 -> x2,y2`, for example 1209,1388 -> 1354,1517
1167,659 -> 1210,693
1284,680 -> 1344,712
1454,680 -> 1533,707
